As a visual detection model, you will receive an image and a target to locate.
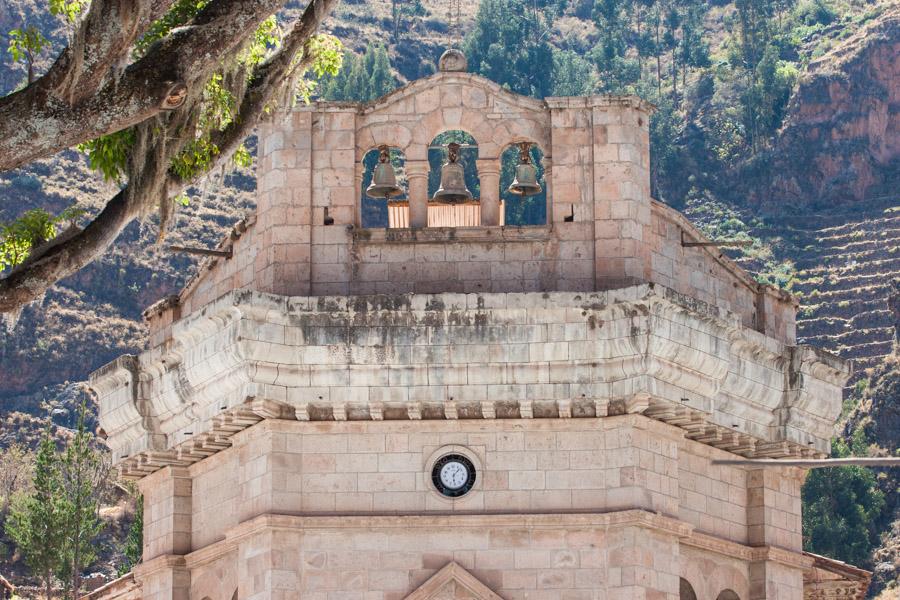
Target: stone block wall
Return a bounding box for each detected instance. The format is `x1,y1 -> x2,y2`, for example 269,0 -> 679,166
186,417 -> 685,551
168,415 -> 801,557
161,413 -> 808,600
150,72 -> 797,347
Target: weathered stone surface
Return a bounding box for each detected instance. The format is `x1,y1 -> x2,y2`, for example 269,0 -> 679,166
94,284 -> 846,468
90,69 -> 864,600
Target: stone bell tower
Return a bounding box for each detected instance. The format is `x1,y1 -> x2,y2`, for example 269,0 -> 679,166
87,50 -> 869,600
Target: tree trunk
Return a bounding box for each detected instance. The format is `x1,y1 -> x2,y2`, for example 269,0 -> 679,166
671,47 -> 677,102
655,23 -> 662,98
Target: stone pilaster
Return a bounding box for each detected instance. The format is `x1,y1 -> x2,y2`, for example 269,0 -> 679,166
138,467 -> 191,561
255,111 -> 313,296
747,468 -> 804,551
608,524 -> 682,600
406,160 -> 430,228
746,468 -> 807,600
476,158 -> 501,226
133,556 -> 190,600
750,558 -> 806,600
238,526 -> 302,600
591,97 -> 653,289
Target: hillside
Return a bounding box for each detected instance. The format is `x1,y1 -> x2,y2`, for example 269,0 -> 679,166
0,0 -> 898,593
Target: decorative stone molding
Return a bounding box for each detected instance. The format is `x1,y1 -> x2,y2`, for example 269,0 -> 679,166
404,562 -> 503,600
93,283 -> 849,477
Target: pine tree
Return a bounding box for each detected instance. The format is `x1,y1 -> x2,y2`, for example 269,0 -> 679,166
463,0 -> 554,98
5,428 -> 65,600
369,45 -> 395,99
119,494 -> 143,575
551,49 -> 595,96
321,44 -> 397,103
57,402 -> 106,599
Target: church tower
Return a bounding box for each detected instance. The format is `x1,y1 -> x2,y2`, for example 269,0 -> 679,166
87,50 -> 869,600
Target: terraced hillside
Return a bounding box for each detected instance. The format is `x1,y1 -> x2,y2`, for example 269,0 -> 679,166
784,199 -> 898,373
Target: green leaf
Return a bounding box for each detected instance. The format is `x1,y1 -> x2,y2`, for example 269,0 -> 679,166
49,0 -> 87,22
77,129 -> 136,183
7,26 -> 48,64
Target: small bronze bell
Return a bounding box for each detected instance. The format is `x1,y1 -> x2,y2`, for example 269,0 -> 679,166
507,142 -> 542,196
432,143 -> 473,204
365,146 -> 403,199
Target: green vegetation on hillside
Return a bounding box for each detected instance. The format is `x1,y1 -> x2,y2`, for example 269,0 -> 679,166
4,404 -> 107,599
803,429 -> 887,568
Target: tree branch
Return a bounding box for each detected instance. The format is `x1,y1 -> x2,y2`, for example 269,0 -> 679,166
0,0 -> 340,314
0,0 -> 285,171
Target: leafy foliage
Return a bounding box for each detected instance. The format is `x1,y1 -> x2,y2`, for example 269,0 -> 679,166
463,0 -> 555,98
321,43 -> 394,102
48,0 -> 87,23
57,402 -> 106,598
802,430 -> 886,567
3,406 -> 107,598
4,429 -> 65,600
0,207 -> 83,272
7,26 -> 48,66
77,130 -> 136,183
7,26 -> 49,84
118,494 -> 143,576
134,0 -> 212,57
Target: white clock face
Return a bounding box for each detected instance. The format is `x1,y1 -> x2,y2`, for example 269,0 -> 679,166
439,460 -> 469,490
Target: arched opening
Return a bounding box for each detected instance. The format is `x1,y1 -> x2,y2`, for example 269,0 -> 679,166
360,145 -> 407,228
427,130 -> 481,227
500,141 -> 547,226
717,590 -> 740,600
680,578 -> 698,600
231,589 -> 238,600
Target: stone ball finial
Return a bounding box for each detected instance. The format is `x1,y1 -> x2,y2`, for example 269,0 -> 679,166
439,48 -> 467,72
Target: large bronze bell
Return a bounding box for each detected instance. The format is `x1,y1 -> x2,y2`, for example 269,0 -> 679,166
507,142 -> 542,196
365,146 -> 403,199
432,142 -> 473,204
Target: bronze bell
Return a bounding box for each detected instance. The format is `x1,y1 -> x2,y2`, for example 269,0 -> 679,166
365,146 -> 403,199
507,142 -> 542,196
432,142 -> 473,204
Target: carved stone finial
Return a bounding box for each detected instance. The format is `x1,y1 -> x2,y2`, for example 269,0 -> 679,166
439,48 -> 467,72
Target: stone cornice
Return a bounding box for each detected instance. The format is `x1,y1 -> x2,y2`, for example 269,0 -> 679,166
133,554 -> 187,580
352,224 -> 554,244
93,284 -> 848,478
182,509 -> 812,577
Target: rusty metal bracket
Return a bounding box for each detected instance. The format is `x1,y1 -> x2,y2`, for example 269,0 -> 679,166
167,245 -> 233,258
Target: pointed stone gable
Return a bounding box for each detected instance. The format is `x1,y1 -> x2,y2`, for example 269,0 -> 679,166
405,562 -> 505,600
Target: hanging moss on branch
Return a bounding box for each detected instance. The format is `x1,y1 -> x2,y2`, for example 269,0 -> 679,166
0,0 -> 344,318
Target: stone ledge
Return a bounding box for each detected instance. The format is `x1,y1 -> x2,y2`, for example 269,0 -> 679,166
94,285 -> 849,475
352,224 -> 554,244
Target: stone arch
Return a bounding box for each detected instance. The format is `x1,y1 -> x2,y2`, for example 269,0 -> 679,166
354,73 -> 551,163
499,140 -> 548,226
680,546 -> 750,600
717,589 -> 740,600
681,578 -> 698,600
190,552 -> 238,600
